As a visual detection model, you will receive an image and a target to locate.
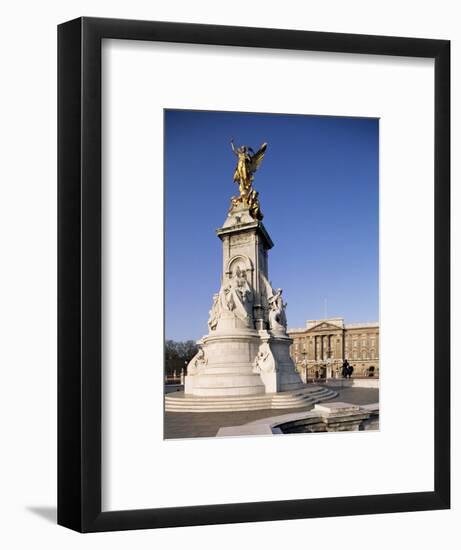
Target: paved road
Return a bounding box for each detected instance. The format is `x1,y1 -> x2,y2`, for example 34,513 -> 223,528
164,386 -> 378,439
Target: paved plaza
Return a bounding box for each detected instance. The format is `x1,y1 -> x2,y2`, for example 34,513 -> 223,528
164,385 -> 379,439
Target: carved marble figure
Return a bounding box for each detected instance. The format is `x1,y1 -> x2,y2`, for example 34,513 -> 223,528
187,346 -> 207,375
253,341 -> 276,374
268,288 -> 288,331
207,293 -> 220,331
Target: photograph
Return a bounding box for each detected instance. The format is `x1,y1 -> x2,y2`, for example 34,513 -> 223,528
164,109 -> 379,439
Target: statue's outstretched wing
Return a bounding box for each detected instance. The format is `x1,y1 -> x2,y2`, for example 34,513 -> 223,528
249,142 -> 267,174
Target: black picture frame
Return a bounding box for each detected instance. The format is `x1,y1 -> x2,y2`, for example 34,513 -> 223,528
58,16 -> 450,533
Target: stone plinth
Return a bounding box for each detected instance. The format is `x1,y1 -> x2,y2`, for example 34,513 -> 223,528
313,402 -> 370,431
185,330 -> 264,397
215,401 -> 379,436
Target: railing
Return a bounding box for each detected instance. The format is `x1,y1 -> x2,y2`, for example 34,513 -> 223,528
165,375 -> 183,385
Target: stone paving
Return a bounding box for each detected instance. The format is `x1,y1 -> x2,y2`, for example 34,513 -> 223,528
164,385 -> 379,439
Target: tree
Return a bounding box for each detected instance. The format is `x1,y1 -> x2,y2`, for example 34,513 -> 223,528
164,340 -> 198,378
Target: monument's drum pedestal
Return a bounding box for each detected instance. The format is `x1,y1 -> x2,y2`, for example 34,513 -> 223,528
185,327 -> 265,397
164,199 -> 338,413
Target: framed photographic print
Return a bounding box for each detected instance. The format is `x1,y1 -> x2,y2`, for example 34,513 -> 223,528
58,17 -> 450,532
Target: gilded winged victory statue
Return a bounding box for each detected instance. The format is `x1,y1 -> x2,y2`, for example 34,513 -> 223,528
230,139 -> 267,220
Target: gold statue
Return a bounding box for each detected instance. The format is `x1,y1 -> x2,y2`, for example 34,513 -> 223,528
230,139 -> 267,220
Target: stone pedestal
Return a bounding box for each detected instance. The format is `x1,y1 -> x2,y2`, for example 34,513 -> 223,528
184,330 -> 265,396
313,402 -> 370,431
184,201 -> 304,399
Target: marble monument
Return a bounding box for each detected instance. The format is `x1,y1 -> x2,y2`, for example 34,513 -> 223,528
185,141 -> 304,397
166,141 -> 337,412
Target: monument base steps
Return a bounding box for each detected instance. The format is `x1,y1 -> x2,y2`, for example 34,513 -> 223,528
165,385 -> 337,412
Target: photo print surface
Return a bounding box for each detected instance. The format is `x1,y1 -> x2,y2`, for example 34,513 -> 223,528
164,109 -> 379,440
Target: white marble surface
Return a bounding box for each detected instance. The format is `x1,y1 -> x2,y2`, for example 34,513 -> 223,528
217,402 -> 380,437
185,206 -> 304,398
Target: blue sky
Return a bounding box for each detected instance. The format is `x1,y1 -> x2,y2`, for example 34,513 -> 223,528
165,109 -> 379,341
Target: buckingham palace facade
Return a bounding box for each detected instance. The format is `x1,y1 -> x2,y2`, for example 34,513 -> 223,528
288,318 -> 379,381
